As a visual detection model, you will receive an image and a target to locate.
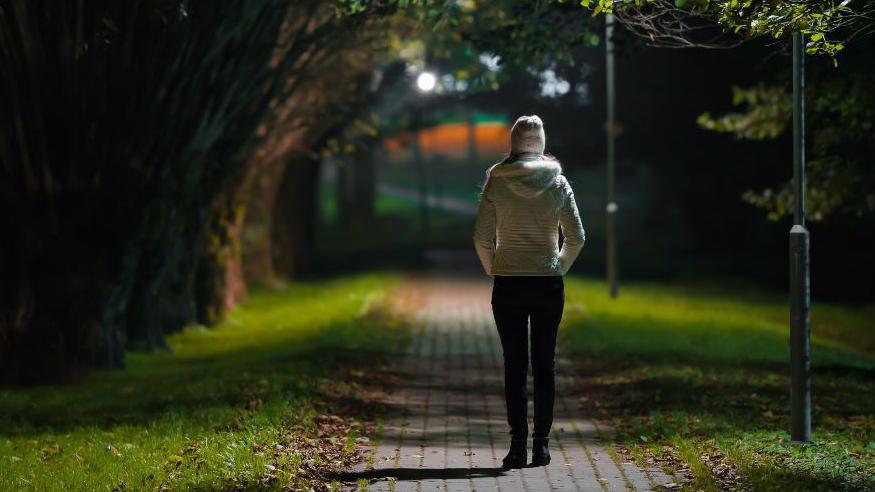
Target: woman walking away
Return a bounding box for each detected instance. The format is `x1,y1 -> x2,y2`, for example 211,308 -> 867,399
472,115 -> 585,469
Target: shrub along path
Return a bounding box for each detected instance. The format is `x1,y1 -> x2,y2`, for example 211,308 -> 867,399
336,273 -> 677,491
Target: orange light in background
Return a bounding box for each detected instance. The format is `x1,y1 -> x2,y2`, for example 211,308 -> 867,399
419,123 -> 469,158
474,122 -> 510,156
381,122 -> 510,162
382,134 -> 409,152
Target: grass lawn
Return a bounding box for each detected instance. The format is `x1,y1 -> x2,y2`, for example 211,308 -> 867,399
0,273 -> 404,491
562,277 -> 875,491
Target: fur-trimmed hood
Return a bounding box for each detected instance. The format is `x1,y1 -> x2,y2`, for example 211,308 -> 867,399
486,157 -> 563,198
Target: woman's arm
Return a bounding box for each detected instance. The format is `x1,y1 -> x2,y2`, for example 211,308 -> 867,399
557,177 -> 585,275
473,180 -> 497,276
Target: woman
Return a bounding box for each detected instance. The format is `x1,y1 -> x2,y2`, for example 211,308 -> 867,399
473,115 -> 585,468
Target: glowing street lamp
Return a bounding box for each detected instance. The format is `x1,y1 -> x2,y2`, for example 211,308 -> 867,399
417,71 -> 436,92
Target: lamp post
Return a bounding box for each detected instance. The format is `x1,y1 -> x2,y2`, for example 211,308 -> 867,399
414,71 -> 436,242
605,13 -> 619,298
789,32 -> 811,444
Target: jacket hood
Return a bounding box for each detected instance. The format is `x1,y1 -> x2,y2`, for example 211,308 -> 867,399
488,158 -> 562,198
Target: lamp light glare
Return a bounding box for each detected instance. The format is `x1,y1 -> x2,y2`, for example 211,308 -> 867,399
417,72 -> 436,92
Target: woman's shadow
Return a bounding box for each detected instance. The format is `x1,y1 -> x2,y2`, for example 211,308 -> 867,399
328,466 -> 509,483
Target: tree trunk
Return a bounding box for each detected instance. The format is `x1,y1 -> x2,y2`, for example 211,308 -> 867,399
271,152 -> 321,277
240,155 -> 290,288
194,200 -> 246,326
1,192 -> 119,383
358,147 -> 376,223
337,147 -> 376,228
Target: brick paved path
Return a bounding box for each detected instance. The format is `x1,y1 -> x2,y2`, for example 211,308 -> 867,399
341,274 -> 676,491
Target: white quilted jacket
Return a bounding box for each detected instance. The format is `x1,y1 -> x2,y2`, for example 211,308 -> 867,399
472,157 -> 585,276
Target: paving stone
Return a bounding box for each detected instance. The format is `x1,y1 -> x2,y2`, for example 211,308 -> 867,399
341,275 -> 670,492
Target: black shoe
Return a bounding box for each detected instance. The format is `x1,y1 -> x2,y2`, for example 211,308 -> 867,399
502,438 -> 527,469
532,437 -> 551,466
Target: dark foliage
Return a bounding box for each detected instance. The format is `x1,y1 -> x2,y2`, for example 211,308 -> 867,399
0,0 -> 306,383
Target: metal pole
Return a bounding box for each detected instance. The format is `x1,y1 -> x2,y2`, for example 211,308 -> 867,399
789,31 -> 811,443
605,13 -> 619,298
413,107 -> 429,242
467,110 -> 478,165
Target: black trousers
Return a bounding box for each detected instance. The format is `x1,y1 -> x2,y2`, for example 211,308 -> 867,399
491,274 -> 564,440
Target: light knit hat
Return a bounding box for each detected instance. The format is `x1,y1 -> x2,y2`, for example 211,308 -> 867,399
509,115 -> 546,155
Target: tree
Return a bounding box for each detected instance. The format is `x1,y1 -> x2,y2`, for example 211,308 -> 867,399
566,0 -> 875,225
1,0 -> 296,381
698,45 -> 875,223
0,0 -> 408,383
575,0 -> 875,57
4,0 -> 596,383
